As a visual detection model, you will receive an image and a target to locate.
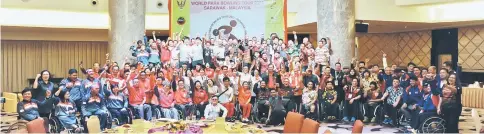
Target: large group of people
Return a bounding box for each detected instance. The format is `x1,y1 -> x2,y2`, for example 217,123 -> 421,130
18,30 -> 462,133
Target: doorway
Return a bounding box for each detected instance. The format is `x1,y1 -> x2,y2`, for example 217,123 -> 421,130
431,28 -> 458,70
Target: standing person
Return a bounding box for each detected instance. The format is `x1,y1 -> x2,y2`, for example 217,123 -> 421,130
127,78 -> 152,121
218,77 -> 235,122
174,80 -> 193,120
82,84 -> 109,130
267,89 -> 286,126
59,69 -> 84,113
81,69 -> 103,102
148,42 -> 161,65
204,96 -> 228,120
262,65 -> 281,90
381,78 -> 403,126
314,40 -> 330,69
191,37 -> 205,67
441,73 -> 461,133
238,82 -> 252,122
137,45 -> 150,65
160,40 -> 172,65
193,81 -> 209,119
156,82 -> 179,120
206,79 -> 219,98
33,70 -> 56,118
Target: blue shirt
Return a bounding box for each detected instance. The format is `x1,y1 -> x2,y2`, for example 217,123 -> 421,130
403,85 -> 423,105
421,94 -> 436,112
53,98 -> 77,117
60,78 -> 83,101
104,88 -> 128,109
81,78 -> 104,101
34,81 -> 55,101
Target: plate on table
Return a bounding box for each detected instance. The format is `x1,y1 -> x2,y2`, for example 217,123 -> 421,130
202,119 -> 215,123
158,118 -> 178,122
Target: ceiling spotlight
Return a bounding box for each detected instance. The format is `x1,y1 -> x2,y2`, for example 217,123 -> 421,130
157,2 -> 163,8
92,0 -> 98,6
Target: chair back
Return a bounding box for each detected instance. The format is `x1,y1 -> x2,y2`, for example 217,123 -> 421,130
87,116 -> 101,133
283,112 -> 304,133
352,120 -> 364,133
299,118 -> 320,133
27,118 -> 46,133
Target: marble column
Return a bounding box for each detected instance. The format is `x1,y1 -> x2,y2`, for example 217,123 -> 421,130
108,0 -> 146,64
317,0 -> 356,67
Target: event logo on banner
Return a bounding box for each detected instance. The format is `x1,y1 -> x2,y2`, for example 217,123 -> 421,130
170,0 -> 286,40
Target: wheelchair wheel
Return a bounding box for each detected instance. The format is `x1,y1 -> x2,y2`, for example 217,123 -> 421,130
126,108 -> 134,124
420,116 -> 446,133
6,121 -> 28,133
48,117 -> 63,133
153,107 -> 163,119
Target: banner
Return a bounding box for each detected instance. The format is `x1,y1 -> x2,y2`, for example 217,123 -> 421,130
170,0 -> 287,40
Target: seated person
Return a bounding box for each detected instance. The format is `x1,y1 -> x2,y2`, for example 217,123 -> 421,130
104,83 -> 129,125
267,89 -> 286,126
193,81 -> 209,119
254,81 -> 270,122
343,78 -> 362,122
322,81 -> 339,121
363,81 -> 383,123
238,81 -> 252,122
219,77 -> 235,122
401,77 -> 423,121
17,88 -> 52,132
82,85 -> 109,130
204,96 -> 228,120
381,78 -> 403,125
127,78 -> 152,121
156,82 -> 179,120
53,90 -> 82,132
17,88 -> 54,121
174,80 -> 193,120
410,83 -> 436,133
302,81 -> 317,120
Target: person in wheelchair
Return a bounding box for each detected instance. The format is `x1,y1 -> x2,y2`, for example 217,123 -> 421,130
104,83 -> 129,125
321,81 -> 339,121
409,83 -> 437,133
302,81 -> 318,120
156,81 -> 179,120
17,88 -> 51,132
266,89 -> 286,126
53,89 -> 83,132
174,80 -> 193,120
204,96 -> 228,120
127,77 -> 152,121
81,84 -> 109,130
254,81 -> 270,123
363,81 -> 383,123
342,78 -> 362,122
193,81 -> 209,119
381,78 -> 403,126
401,77 -> 423,122
238,81 -> 252,122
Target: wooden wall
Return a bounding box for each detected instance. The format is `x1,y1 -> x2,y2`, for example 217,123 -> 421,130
357,30 -> 432,68
458,25 -> 484,71
1,40 -> 108,92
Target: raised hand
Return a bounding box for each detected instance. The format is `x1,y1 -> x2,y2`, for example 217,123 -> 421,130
36,74 -> 41,79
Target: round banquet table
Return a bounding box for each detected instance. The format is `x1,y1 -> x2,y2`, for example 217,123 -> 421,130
105,118 -> 267,134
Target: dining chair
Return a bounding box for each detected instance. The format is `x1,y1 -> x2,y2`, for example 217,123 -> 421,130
299,118 -> 320,133
26,118 -> 46,133
352,120 -> 364,133
283,112 -> 304,133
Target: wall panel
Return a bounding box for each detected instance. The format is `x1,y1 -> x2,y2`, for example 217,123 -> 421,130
458,25 -> 484,71
1,40 -> 108,92
357,30 -> 432,68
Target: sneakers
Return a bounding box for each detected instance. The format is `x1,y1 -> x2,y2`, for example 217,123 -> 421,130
370,117 -> 376,123
363,117 -> 369,122
383,118 -> 390,124
350,117 -> 356,122
343,117 -> 349,122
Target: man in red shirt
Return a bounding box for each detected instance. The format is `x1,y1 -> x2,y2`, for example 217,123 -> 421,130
127,77 -> 152,121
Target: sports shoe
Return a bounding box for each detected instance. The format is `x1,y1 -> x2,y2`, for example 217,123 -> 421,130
383,118 -> 390,124
342,117 -> 349,122
350,117 -> 356,122
370,117 -> 376,123
363,117 -> 369,122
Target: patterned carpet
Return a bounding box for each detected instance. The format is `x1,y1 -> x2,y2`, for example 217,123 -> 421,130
2,107 -> 483,133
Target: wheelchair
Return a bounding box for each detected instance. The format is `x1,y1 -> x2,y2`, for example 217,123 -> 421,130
419,116 -> 446,133
48,113 -> 84,133
234,97 -> 258,123
6,119 -> 28,133
128,104 -> 162,121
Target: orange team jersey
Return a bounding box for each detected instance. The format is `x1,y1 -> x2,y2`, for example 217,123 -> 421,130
139,79 -> 152,103
206,68 -> 215,79
238,89 -> 252,104
128,86 -> 145,105
268,74 -> 275,89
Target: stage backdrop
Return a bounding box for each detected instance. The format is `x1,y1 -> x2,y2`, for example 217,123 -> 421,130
170,0 -> 287,40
